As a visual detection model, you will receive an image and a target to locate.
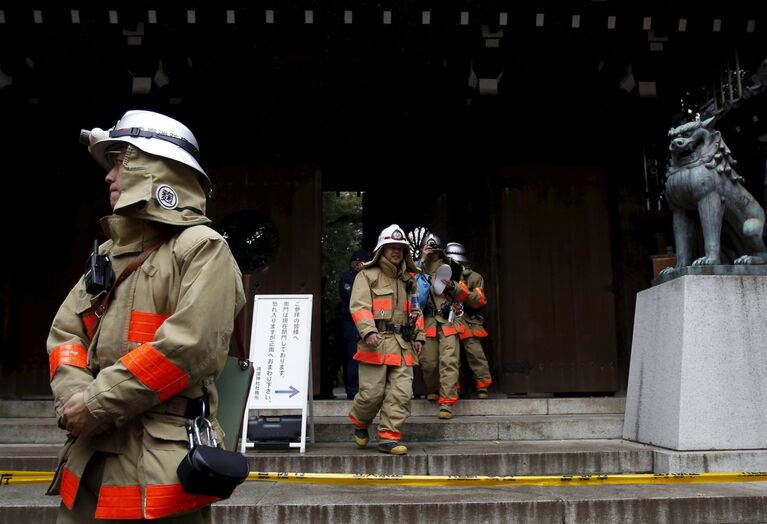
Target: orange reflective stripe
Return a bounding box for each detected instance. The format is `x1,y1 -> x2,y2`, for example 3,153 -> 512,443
474,287 -> 486,306
454,281 -> 469,301
128,310 -> 169,343
439,396 -> 458,405
425,327 -> 437,337
473,327 -> 489,337
82,313 -> 97,338
145,484 -> 219,519
404,299 -> 412,313
382,353 -> 403,366
459,329 -> 473,340
378,430 -> 402,441
372,297 -> 393,312
352,309 -> 374,324
353,350 -> 383,365
95,485 -> 143,519
476,378 -> 493,389
442,325 -> 458,336
348,413 -> 368,429
403,354 -> 414,366
120,344 -> 189,402
60,467 -> 79,510
49,343 -> 88,380
415,317 -> 424,329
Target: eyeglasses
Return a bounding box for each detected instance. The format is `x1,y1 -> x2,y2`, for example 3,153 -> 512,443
106,147 -> 128,167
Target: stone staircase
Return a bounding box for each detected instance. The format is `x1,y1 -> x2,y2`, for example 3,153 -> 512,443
2,396 -> 767,523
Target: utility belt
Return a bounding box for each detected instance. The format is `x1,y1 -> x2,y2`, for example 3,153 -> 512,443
423,303 -> 453,319
376,321 -> 415,342
149,395 -> 209,419
378,322 -> 405,334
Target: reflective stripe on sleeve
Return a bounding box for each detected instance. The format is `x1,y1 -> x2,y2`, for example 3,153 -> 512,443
474,287 -> 486,306
351,309 -> 374,324
120,344 -> 189,402
49,343 -> 88,380
453,281 -> 469,301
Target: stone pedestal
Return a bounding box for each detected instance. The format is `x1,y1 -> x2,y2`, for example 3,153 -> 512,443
623,275 -> 767,450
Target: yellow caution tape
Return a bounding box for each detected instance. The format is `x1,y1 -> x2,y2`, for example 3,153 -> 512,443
246,471 -> 767,487
3,470 -> 767,487
1,471 -> 54,486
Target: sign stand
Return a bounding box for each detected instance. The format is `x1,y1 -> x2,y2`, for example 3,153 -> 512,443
240,294 -> 313,453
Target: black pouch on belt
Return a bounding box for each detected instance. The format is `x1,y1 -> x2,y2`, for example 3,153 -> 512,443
177,414 -> 249,499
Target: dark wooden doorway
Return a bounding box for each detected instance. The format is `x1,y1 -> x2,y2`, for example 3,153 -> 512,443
495,166 -> 619,394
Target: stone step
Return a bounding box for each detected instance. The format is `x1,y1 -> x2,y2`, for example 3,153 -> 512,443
8,439 -> 767,477
0,412 -> 624,445
3,479 -> 767,523
0,396 -> 625,418
314,413 -> 624,442
0,439 -> 654,477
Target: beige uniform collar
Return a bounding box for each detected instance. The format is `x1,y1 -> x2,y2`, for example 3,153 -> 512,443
100,215 -> 169,255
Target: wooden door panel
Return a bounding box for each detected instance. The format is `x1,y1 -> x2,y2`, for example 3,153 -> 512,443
496,166 -> 618,394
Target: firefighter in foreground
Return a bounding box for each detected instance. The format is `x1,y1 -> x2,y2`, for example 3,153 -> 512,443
348,224 -> 425,455
445,242 -> 493,399
46,110 -> 245,522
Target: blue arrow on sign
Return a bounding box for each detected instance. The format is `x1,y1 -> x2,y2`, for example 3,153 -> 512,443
275,386 -> 299,398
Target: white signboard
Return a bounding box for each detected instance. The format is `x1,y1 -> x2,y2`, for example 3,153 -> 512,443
241,294 -> 313,452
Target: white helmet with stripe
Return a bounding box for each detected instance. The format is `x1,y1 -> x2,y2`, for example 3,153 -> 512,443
374,224 -> 410,252
81,109 -> 212,196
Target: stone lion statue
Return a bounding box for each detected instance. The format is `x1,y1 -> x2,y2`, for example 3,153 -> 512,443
664,117 -> 767,267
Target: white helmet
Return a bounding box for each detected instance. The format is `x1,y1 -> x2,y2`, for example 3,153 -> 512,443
420,232 -> 444,251
445,242 -> 469,264
81,110 -> 211,195
374,224 -> 410,252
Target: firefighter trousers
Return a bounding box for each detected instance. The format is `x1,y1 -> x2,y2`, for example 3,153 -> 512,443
461,336 -> 492,389
349,361 -> 413,442
420,331 -> 459,412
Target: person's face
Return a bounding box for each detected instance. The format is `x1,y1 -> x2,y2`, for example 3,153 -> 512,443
104,150 -> 126,209
351,260 -> 364,272
382,244 -> 404,266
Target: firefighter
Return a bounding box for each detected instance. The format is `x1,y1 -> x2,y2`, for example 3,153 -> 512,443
347,224 -> 425,455
47,110 -> 245,522
445,242 -> 493,399
418,233 -> 469,419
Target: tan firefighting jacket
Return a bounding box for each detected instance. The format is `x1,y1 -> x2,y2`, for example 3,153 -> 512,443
350,256 -> 425,366
422,258 -> 469,338
47,146 -> 246,519
455,267 -> 489,339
